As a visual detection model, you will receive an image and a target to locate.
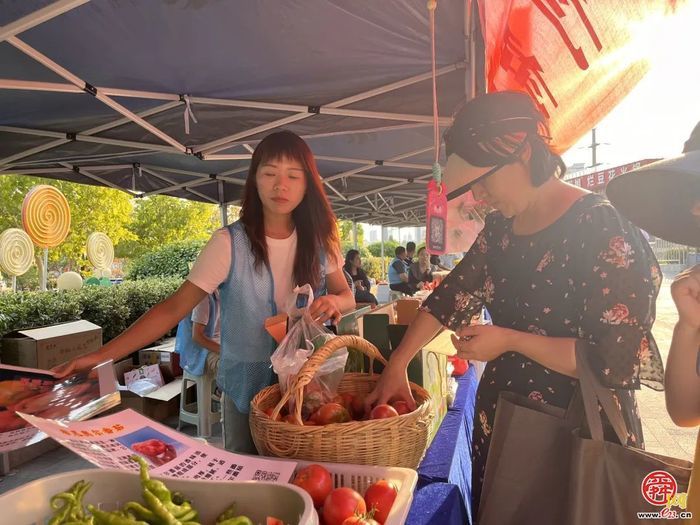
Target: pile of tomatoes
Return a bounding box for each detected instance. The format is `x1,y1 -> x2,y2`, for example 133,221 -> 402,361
292,464 -> 398,525
263,392 -> 412,426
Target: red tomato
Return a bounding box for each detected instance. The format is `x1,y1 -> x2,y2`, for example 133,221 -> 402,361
292,464 -> 333,508
266,518 -> 284,525
263,407 -> 281,421
364,480 -> 398,524
350,395 -> 366,420
390,400 -> 411,415
342,516 -> 380,525
322,487 -> 367,525
304,419 -> 318,426
315,403 -> 351,425
370,404 -> 399,420
332,393 -> 354,412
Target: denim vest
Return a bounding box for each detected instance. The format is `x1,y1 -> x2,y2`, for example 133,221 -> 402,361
218,221 -> 327,413
174,294 -> 218,377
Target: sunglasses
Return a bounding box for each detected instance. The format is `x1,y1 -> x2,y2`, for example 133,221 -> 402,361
445,140 -> 528,202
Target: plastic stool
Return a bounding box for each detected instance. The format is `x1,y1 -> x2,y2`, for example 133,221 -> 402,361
389,290 -> 406,301
178,370 -> 221,437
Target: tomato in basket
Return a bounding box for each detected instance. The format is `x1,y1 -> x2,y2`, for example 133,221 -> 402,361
350,395 -> 366,420
315,403 -> 351,425
322,487 -> 367,525
370,404 -> 398,420
364,480 -> 398,524
332,393 -> 354,412
390,400 -> 411,415
292,464 -> 333,508
267,517 -> 284,525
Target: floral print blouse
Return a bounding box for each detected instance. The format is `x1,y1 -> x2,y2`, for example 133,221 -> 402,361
422,193 -> 664,511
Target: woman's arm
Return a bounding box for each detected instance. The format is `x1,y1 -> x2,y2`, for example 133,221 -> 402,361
454,325 -> 577,377
665,266 -> 700,426
192,322 -> 221,354
308,268 -> 355,324
53,281 -> 208,376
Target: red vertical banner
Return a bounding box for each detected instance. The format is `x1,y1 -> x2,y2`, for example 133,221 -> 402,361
480,0 -> 688,152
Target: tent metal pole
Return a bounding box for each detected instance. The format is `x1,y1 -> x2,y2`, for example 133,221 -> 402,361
380,227 -> 386,279
324,181 -> 347,202
201,154 -> 253,161
197,64 -> 462,155
196,113 -> 311,155
6,36 -> 188,152
353,221 -> 358,250
315,156 -> 432,170
140,167 -> 218,204
324,146 -> 433,183
218,181 -> 228,226
0,0 -> 89,43
57,162 -> 138,196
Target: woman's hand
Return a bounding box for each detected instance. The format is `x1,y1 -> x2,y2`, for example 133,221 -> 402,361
364,358 -> 416,413
671,265 -> 700,332
451,324 -> 516,362
52,351 -> 108,378
355,280 -> 366,291
309,295 -> 342,324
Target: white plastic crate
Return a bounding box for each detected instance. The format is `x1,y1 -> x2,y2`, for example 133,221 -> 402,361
1,468 -> 317,525
294,460 -> 418,525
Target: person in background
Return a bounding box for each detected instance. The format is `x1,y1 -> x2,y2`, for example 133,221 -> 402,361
405,241 -> 417,267
607,121 -> 700,518
409,247 -> 434,290
430,254 -> 451,272
389,246 -> 417,296
191,290 -> 221,376
54,130 -> 355,453
344,249 -> 378,305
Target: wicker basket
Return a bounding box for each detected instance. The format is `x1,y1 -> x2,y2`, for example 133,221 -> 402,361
250,335 -> 433,468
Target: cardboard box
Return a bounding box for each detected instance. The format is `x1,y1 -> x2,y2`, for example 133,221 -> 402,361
111,359 -> 183,422
395,298 -> 421,325
138,338 -> 181,382
1,320 -> 102,370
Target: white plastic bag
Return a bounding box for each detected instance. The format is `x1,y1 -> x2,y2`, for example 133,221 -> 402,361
271,285 -> 348,418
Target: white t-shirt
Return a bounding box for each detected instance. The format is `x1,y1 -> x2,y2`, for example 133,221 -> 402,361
187,228 -> 340,313
191,290 -> 221,342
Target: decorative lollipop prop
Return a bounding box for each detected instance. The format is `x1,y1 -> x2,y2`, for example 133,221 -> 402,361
0,228 -> 34,291
86,232 -> 114,283
22,185 -> 71,291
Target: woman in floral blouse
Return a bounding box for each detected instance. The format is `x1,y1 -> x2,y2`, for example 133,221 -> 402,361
366,91 -> 664,515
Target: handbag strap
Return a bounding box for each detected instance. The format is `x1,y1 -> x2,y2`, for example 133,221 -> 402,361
575,344 -> 629,444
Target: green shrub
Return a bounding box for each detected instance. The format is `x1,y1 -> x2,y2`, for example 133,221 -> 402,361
361,256 -> 393,281
0,277 -> 182,343
125,241 -> 205,280
366,240 -> 400,257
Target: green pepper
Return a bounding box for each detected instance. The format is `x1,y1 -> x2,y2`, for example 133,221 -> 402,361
87,505 -> 148,525
142,487 -> 182,525
122,502 -> 156,522
217,517 -> 254,525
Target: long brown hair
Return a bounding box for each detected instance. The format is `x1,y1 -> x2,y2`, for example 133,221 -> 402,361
239,130 -> 340,290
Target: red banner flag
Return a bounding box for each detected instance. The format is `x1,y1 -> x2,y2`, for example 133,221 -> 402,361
481,0 -> 688,152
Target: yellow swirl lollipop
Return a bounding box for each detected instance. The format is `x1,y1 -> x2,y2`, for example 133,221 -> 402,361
22,185 -> 71,248
86,232 -> 114,271
0,228 -> 34,277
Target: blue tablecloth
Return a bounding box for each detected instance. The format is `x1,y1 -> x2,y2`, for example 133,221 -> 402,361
411,365 -> 478,524
406,483 -> 469,525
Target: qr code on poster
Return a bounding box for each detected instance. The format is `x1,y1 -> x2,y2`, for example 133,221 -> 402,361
253,469 -> 280,482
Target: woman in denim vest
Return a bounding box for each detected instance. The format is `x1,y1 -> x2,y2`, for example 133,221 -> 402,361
55,131 -> 355,453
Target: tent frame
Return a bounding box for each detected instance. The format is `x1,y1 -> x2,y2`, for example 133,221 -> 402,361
0,0 -> 481,226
